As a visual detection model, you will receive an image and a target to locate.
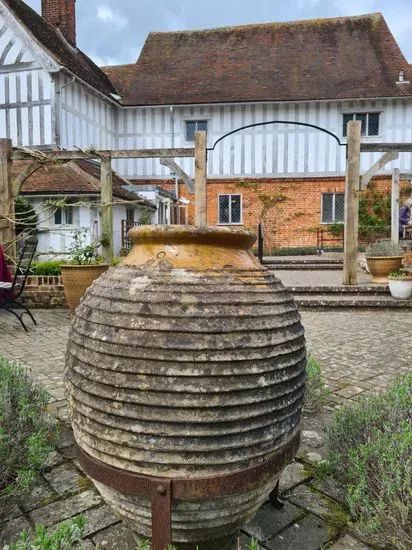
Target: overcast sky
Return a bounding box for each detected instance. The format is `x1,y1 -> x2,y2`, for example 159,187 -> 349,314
26,0 -> 412,67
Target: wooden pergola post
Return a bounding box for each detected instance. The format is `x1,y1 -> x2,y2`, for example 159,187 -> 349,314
343,121 -> 361,285
100,155 -> 114,262
391,168 -> 400,244
0,138 -> 15,260
194,131 -> 207,226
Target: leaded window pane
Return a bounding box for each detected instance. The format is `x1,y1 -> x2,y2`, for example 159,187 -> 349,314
65,207 -> 73,225
231,195 -> 241,223
335,194 -> 345,222
355,113 -> 367,136
322,194 -> 334,223
219,195 -> 230,224
197,120 -> 208,132
185,121 -> 196,142
342,114 -> 352,137
54,208 -> 62,225
368,113 -> 379,136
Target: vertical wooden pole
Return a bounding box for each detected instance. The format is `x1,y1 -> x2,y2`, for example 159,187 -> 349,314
0,139 -> 15,260
343,121 -> 361,285
100,155 -> 114,262
194,131 -> 207,226
391,168 -> 400,244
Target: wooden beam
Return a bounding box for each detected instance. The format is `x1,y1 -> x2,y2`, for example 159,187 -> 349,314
360,151 -> 399,190
0,139 -> 15,260
194,131 -> 207,226
343,121 -> 361,286
391,168 -> 400,244
100,157 -> 114,263
11,148 -> 195,161
160,158 -> 195,194
360,143 -> 412,153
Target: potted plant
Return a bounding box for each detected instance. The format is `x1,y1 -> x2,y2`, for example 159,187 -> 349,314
365,241 -> 404,283
60,230 -> 109,312
388,271 -> 412,299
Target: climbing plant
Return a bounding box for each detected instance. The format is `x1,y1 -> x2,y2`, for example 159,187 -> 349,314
235,180 -> 288,251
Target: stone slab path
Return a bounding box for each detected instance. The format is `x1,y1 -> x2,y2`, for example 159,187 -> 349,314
1,307 -> 409,549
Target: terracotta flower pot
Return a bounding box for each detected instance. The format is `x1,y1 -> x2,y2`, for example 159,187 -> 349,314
365,256 -> 403,283
60,264 -> 109,312
65,226 -> 306,549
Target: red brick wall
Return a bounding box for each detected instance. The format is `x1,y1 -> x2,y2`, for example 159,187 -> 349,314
41,0 -> 76,44
131,176 -> 409,250
22,276 -> 67,308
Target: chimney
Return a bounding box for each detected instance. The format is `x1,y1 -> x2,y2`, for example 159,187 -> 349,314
42,0 -> 76,45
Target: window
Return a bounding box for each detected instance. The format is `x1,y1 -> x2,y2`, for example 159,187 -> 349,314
322,193 -> 344,223
54,206 -> 74,225
185,120 -> 208,142
342,112 -> 380,137
218,194 -> 242,224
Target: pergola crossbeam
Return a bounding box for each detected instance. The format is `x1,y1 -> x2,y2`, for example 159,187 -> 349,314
10,148 -> 195,161
360,143 -> 412,153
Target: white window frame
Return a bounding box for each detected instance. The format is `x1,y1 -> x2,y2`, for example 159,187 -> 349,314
217,194 -> 243,225
341,111 -> 381,139
53,206 -> 75,226
321,193 -> 344,224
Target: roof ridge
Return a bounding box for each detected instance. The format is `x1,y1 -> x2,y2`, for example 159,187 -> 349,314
147,12 -> 384,37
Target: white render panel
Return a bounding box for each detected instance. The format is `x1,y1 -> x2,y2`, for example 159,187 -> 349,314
58,74 -> 116,150
0,65 -> 52,146
114,99 -> 412,179
0,12 -> 35,66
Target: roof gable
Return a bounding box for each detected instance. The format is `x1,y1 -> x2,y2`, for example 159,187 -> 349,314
1,0 -> 117,99
103,13 -> 412,105
0,9 -> 36,65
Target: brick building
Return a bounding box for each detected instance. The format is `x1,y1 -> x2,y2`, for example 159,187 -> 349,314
1,1 -> 412,248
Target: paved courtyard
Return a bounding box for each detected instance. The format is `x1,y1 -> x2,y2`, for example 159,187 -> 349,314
0,307 -> 410,549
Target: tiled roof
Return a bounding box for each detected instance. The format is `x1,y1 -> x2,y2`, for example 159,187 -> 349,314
17,159 -> 154,206
2,0 -> 117,99
103,13 -> 412,106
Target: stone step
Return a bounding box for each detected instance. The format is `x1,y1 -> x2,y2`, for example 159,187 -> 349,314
269,264 -> 343,270
263,258 -> 343,265
295,294 -> 412,308
287,285 -> 389,295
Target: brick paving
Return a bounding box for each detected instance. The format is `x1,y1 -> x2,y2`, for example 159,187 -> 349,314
1,307 -> 410,549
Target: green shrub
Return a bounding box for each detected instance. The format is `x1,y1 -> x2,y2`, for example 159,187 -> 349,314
14,197 -> 38,236
325,374 -> 412,549
4,515 -> 85,550
30,261 -> 63,277
304,356 -> 329,413
0,357 -> 56,517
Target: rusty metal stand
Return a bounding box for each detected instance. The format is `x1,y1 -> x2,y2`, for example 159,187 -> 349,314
269,481 -> 284,509
76,431 -> 300,549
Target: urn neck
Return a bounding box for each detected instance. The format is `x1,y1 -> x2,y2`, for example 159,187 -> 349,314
123,225 -> 260,270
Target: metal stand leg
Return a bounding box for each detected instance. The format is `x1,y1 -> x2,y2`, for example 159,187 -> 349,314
269,481 -> 284,509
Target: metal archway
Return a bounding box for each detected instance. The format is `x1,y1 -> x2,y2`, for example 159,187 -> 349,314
207,120 -> 345,152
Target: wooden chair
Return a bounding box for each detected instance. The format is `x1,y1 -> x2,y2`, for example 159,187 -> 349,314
0,236 -> 38,331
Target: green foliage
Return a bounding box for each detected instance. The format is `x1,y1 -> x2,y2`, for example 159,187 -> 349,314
270,246 -> 318,256
358,184 -> 391,242
0,356 -> 56,517
137,208 -> 153,225
30,262 -> 63,276
327,223 -> 344,235
68,230 -> 103,266
325,374 -> 412,549
388,271 -> 412,280
304,356 -> 330,413
365,240 -> 404,257
14,197 -> 38,236
4,515 -> 86,550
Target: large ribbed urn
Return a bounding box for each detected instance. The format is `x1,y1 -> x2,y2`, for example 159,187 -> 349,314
65,226 -> 306,550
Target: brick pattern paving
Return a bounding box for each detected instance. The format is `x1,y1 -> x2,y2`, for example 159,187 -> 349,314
1,307 -> 408,549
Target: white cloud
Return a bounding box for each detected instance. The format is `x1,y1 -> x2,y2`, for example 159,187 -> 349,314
332,0 -> 377,15
97,5 -> 128,28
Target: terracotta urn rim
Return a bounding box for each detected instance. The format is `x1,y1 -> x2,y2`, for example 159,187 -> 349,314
128,225 -> 256,249
60,264 -> 110,269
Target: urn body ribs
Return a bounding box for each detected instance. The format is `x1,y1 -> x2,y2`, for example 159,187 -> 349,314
65,225 -> 306,548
